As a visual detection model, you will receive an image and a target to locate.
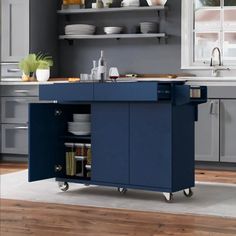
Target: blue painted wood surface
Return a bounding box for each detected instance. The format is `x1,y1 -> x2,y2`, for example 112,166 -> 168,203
91,103 -> 130,184
129,103 -> 172,188
29,83 -> 207,193
39,83 -> 94,101
28,103 -> 63,181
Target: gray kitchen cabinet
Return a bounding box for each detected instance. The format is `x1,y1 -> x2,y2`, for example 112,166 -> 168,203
195,99 -> 220,162
220,100 -> 236,163
1,124 -> 28,155
0,85 -> 39,158
1,0 -> 29,62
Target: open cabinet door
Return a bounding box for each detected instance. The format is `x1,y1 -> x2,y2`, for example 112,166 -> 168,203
28,103 -> 65,182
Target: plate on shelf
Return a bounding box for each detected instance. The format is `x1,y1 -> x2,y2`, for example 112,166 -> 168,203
69,131 -> 91,136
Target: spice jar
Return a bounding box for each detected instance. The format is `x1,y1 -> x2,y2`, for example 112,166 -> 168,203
64,143 -> 76,176
75,156 -> 87,177
85,144 -> 92,165
75,143 -> 85,156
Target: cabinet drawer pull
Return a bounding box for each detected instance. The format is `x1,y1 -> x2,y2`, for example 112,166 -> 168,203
13,126 -> 28,130
14,90 -> 29,94
210,101 -> 218,115
7,68 -> 21,73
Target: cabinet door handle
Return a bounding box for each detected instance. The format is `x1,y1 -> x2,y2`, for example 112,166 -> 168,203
13,126 -> 28,130
7,68 -> 21,73
14,90 -> 29,94
210,101 -> 217,115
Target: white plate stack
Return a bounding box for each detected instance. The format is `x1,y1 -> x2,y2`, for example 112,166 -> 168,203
140,22 -> 158,34
121,0 -> 140,7
65,24 -> 96,35
68,114 -> 91,136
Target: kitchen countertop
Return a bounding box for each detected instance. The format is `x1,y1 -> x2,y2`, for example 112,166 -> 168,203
1,77 -> 236,86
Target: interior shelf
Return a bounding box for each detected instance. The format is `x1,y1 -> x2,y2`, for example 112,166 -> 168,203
61,135 -> 91,141
57,6 -> 166,15
59,33 -> 167,40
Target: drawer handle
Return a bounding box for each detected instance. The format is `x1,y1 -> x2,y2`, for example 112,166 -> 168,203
7,68 -> 21,73
13,126 -> 28,130
210,101 -> 218,115
14,90 -> 29,94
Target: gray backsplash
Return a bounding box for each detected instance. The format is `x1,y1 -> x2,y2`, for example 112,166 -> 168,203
58,0 -> 182,77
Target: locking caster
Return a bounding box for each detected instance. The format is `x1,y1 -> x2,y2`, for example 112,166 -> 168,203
117,187 -> 127,194
163,192 -> 173,203
183,188 -> 193,198
58,182 -> 69,192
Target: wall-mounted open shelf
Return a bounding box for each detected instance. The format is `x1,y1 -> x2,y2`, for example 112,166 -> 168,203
57,6 -> 167,15
59,33 -> 167,42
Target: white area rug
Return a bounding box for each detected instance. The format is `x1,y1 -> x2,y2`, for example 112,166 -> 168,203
1,170 -> 236,218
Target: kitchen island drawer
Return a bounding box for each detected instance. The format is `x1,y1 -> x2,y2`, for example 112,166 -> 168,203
1,97 -> 38,123
1,124 -> 28,155
1,64 -> 22,78
39,83 -> 94,101
0,85 -> 39,97
94,82 -> 168,101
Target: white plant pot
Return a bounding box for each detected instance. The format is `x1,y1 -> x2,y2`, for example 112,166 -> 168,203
36,69 -> 50,82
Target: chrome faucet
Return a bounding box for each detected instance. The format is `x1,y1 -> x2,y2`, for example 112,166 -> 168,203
210,47 -> 230,76
210,47 -> 222,67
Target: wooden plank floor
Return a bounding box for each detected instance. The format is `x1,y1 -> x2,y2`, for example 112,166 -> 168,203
1,162 -> 236,236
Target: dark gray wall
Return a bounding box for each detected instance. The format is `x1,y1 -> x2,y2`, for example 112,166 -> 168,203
59,0 -> 181,77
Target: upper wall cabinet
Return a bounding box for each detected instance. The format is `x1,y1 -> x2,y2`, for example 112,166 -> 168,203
182,0 -> 236,69
1,0 -> 29,62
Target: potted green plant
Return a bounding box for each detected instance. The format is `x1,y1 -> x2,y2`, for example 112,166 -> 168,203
36,54 -> 53,82
19,54 -> 39,81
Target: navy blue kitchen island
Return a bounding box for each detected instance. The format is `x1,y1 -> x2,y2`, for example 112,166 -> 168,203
28,81 -> 207,202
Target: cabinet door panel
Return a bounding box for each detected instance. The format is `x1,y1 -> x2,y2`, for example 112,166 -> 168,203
29,103 -> 65,182
220,100 -> 236,163
1,0 -> 29,62
130,103 -> 172,189
91,103 -> 129,184
1,124 -> 28,154
195,99 -> 220,162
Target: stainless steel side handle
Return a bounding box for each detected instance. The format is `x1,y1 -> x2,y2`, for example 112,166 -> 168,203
14,90 -> 29,94
210,101 -> 218,115
7,68 -> 21,73
13,126 -> 28,130
190,86 -> 201,98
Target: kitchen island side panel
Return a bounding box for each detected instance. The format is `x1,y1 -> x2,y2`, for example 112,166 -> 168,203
172,104 -> 195,191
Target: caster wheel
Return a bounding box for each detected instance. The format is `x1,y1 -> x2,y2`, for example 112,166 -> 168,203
183,188 -> 193,198
58,182 -> 69,192
118,187 -> 127,194
163,192 -> 173,203
84,184 -> 90,186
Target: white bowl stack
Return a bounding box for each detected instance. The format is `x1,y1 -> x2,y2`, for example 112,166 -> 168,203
140,22 -> 158,34
104,27 -> 123,35
68,114 -> 91,135
65,24 -> 96,35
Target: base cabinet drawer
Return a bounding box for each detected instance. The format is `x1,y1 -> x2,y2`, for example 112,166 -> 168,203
1,64 -> 22,78
0,85 -> 39,97
1,97 -> 38,123
1,124 -> 28,155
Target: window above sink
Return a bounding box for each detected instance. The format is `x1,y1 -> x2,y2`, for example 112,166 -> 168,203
182,0 -> 236,69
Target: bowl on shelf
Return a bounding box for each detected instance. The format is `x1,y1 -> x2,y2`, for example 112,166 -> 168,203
146,0 -> 167,6
140,22 -> 158,34
104,27 -> 123,35
73,114 -> 91,122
